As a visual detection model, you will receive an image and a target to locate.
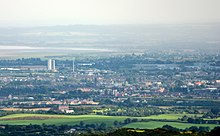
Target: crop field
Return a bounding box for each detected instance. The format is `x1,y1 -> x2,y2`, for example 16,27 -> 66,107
123,121 -> 219,129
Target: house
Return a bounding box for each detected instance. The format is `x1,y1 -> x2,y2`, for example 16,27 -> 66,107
58,105 -> 74,113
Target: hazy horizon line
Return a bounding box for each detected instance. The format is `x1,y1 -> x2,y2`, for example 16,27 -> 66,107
1,22 -> 220,29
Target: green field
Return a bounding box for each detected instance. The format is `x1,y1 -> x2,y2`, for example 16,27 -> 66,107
0,114 -> 128,126
0,113 -> 215,129
141,114 -> 202,120
123,121 -> 219,130
204,117 -> 220,121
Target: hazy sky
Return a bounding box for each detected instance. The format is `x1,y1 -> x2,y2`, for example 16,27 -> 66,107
0,0 -> 220,26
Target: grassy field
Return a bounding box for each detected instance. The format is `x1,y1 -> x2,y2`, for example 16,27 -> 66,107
140,114 -> 202,120
0,113 -> 208,127
204,117 -> 220,120
0,114 -> 128,126
123,121 -> 219,130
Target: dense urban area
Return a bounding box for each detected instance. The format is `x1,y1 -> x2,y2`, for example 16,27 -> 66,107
0,49 -> 219,135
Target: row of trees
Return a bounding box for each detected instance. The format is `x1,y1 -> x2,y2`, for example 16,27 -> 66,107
180,115 -> 220,125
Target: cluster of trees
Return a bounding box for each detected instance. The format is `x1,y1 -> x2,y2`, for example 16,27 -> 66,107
202,108 -> 220,119
180,115 -> 220,125
113,118 -> 138,127
1,124 -> 219,136
96,106 -> 168,117
0,122 -> 110,136
0,58 -> 46,66
0,124 -> 67,136
108,127 -> 220,136
145,99 -> 220,107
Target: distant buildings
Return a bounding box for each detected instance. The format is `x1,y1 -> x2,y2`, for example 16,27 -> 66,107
52,60 -> 56,70
47,59 -> 56,71
72,58 -> 75,72
58,105 -> 74,113
47,59 -> 52,70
